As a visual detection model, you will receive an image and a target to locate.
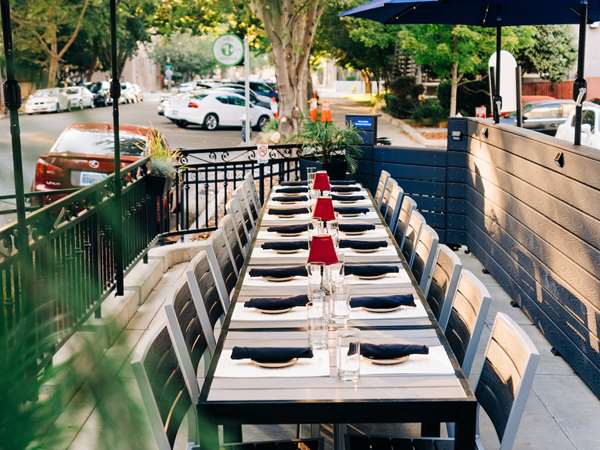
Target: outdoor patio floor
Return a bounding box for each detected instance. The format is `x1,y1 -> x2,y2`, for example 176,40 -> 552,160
59,247 -> 600,450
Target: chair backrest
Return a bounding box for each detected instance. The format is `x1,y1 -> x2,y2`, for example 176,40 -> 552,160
164,278 -> 212,403
379,177 -> 397,216
132,326 -> 194,450
474,313 -> 539,450
384,184 -> 404,234
374,170 -> 390,208
444,269 -> 491,377
244,173 -> 261,208
185,251 -> 225,355
411,224 -> 439,294
243,176 -> 261,218
227,197 -> 250,252
427,244 -> 462,327
401,209 -> 425,268
394,195 -> 416,248
234,185 -> 255,233
221,214 -> 245,273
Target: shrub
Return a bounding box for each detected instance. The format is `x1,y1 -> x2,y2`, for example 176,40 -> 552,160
437,79 -> 490,117
383,76 -> 424,119
411,98 -> 446,126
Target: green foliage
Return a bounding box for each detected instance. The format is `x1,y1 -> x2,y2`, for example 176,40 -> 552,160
145,129 -> 182,178
150,31 -> 219,81
315,0 -> 399,88
437,79 -> 490,117
150,0 -> 224,35
293,120 -> 363,174
411,98 -> 446,126
0,315 -> 144,449
518,25 -> 577,83
382,77 -> 424,119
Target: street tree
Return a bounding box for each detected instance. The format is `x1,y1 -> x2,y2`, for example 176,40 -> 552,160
519,25 -> 577,83
150,31 -> 218,81
11,0 -> 91,87
249,0 -> 327,134
399,25 -> 535,116
315,0 -> 399,94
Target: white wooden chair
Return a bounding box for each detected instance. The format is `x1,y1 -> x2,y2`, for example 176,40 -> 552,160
221,214 -> 245,273
425,244 -> 462,326
394,195 -> 416,249
384,183 -> 404,234
226,197 -> 251,255
379,177 -> 397,217
401,209 -> 425,269
374,170 -> 390,209
410,223 -> 439,295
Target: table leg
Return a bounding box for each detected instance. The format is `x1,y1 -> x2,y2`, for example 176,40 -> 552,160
223,423 -> 243,443
421,421 -> 441,437
454,405 -> 477,450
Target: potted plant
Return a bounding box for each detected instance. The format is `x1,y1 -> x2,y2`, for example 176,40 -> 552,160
293,119 -> 363,179
145,129 -> 181,197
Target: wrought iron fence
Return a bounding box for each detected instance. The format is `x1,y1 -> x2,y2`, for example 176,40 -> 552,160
0,157 -> 163,365
0,144 -> 304,366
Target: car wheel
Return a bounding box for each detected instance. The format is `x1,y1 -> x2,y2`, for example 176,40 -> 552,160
175,120 -> 189,129
256,115 -> 270,131
204,113 -> 219,131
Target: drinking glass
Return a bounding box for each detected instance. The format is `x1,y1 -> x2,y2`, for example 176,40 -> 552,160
307,296 -> 328,350
331,250 -> 345,285
331,280 -> 350,325
307,262 -> 323,296
306,166 -> 317,185
336,327 -> 360,382
327,216 -> 340,246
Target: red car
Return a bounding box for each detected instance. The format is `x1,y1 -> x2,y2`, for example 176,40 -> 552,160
32,123 -> 158,194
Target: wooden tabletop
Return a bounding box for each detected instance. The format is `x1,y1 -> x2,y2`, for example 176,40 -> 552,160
198,183 -> 477,449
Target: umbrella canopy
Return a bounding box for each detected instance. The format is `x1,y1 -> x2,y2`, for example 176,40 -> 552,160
341,0 -> 600,26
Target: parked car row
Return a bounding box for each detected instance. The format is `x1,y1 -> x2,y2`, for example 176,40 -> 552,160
24,81 -> 144,114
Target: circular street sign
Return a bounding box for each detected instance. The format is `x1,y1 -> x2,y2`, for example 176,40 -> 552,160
213,34 -> 244,66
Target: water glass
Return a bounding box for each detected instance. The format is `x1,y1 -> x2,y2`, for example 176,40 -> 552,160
331,249 -> 345,284
327,217 -> 340,246
331,280 -> 350,325
336,327 -> 360,382
307,166 -> 317,185
307,297 -> 328,350
307,263 -> 323,295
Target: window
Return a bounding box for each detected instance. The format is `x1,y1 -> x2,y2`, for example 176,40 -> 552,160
52,130 -> 146,156
252,83 -> 272,96
229,96 -> 246,107
216,96 -> 230,104
527,104 -> 561,119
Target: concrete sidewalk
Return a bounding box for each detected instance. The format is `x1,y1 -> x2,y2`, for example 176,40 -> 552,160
59,242 -> 600,450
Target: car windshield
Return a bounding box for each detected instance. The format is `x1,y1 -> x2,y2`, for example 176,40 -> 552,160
32,89 -> 58,98
52,129 -> 146,156
191,94 -> 208,101
65,88 -> 79,95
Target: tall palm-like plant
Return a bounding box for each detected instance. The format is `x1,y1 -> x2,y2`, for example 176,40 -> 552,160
293,120 -> 363,174
0,313 -> 145,449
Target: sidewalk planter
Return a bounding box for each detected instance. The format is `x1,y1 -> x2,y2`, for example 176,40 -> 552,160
146,174 -> 172,198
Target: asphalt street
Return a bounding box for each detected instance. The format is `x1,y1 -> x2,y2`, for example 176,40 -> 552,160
0,95 -> 243,196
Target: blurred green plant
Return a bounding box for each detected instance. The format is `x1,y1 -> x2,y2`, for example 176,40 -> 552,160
411,98 -> 446,127
293,120 -> 363,174
0,313 -> 144,449
145,129 -> 183,179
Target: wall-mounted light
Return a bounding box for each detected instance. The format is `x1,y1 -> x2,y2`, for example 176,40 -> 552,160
554,152 -> 565,168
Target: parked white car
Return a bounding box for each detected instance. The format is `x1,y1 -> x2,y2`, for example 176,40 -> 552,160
164,91 -> 273,131
555,103 -> 600,149
131,83 -> 144,102
119,82 -> 139,104
63,86 -> 94,109
24,88 -> 70,114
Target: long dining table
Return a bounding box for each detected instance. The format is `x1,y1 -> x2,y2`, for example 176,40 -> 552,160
198,181 -> 477,450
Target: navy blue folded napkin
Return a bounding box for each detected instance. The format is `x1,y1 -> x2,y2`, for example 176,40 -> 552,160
335,207 -> 370,215
331,194 -> 366,201
231,346 -> 313,363
339,240 -> 388,250
245,294 -> 309,311
262,241 -> 309,251
249,266 -> 308,279
332,186 -> 361,193
267,224 -> 310,234
350,294 -> 416,309
277,186 -> 309,194
272,195 -> 309,203
345,265 -> 399,277
280,181 -> 308,187
268,207 -> 309,216
331,180 -> 358,186
360,344 -> 429,360
338,223 -> 376,233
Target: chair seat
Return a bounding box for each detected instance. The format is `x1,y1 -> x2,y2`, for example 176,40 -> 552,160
347,435 -> 454,450
226,438 -> 323,450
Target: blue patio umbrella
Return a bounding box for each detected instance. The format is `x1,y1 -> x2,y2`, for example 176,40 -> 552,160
341,0 -> 600,145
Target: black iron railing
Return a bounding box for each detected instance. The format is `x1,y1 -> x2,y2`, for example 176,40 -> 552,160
0,157 -> 164,365
0,144 -> 304,365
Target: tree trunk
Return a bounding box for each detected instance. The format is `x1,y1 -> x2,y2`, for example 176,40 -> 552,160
361,71 -> 372,95
47,36 -> 59,88
251,0 -> 325,135
450,61 -> 459,117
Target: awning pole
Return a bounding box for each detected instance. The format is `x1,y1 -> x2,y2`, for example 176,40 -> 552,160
574,0 -> 588,146
493,21 -> 502,123
109,0 -> 124,295
0,0 -> 29,258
